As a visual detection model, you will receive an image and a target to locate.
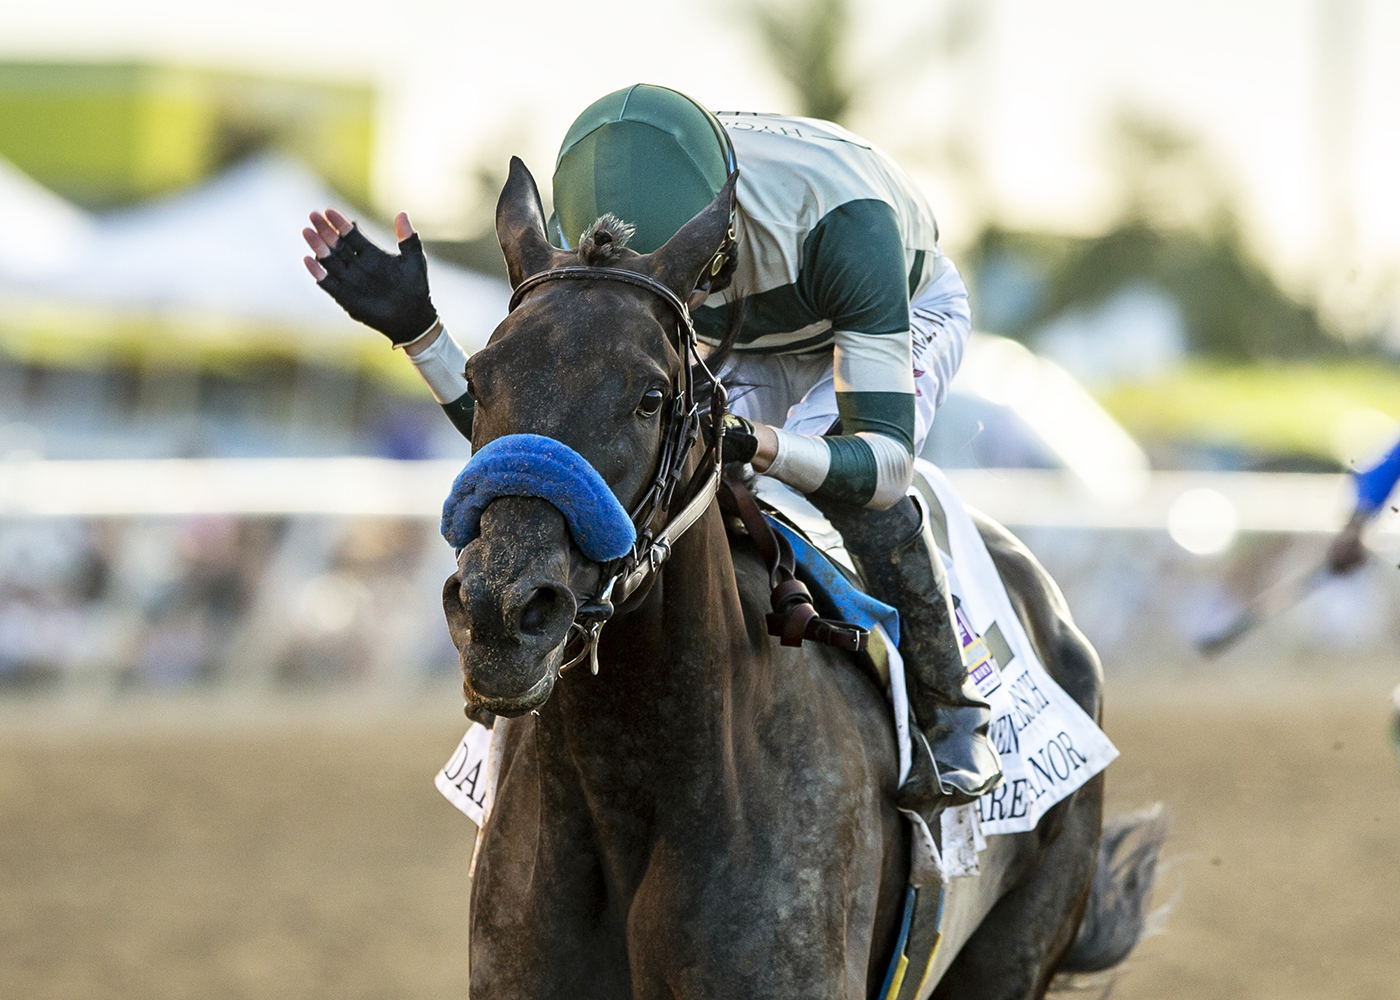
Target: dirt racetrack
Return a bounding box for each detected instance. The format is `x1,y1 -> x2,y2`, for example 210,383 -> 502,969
2,676 -> 1398,999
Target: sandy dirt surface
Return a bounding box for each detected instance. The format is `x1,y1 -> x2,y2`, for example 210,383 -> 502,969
1,678 -> 1397,999
1096,676 -> 1400,1000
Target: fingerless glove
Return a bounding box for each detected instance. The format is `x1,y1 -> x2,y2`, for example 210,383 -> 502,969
317,225 -> 439,345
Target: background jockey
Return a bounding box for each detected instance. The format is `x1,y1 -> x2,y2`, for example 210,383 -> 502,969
301,83 -> 1002,813
1324,434 -> 1400,773
1327,434 -> 1400,576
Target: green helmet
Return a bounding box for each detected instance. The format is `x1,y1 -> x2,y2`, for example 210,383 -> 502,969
552,83 -> 735,254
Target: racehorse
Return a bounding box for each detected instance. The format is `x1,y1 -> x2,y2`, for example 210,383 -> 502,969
442,156 -> 1162,998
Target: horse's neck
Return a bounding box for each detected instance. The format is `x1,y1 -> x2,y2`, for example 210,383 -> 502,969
548,499 -> 750,812
576,499 -> 744,730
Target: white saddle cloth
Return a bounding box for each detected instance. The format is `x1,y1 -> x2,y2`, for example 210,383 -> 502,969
752,459 -> 1119,877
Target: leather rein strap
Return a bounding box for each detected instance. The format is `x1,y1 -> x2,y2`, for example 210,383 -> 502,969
718,479 -> 869,653
508,265 -> 727,673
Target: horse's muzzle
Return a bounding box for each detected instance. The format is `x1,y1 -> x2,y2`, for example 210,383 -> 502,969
444,497 -> 579,717
460,643 -> 562,717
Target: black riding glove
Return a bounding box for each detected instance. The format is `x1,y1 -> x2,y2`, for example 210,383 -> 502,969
711,413 -> 759,465
316,224 -> 439,345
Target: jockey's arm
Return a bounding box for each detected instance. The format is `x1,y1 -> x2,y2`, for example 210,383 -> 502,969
400,321 -> 475,440
303,209 -> 475,440
1354,433 -> 1400,517
750,200 -> 921,510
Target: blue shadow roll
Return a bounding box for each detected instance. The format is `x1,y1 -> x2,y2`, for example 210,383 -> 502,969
441,433 -> 637,561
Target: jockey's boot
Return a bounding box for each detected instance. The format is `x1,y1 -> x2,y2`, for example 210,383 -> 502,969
815,495 -> 1003,813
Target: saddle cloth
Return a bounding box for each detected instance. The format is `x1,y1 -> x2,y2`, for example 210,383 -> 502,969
754,459 -> 1119,847
435,459 -> 1117,881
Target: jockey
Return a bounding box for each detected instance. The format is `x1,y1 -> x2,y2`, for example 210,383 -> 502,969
302,83 -> 1001,811
1326,432 -> 1400,772
1327,433 -> 1400,574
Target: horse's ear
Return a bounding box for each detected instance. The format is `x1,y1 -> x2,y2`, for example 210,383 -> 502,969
644,172 -> 738,299
496,156 -> 556,288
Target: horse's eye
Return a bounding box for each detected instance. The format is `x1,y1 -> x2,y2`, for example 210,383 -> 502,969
636,388 -> 666,417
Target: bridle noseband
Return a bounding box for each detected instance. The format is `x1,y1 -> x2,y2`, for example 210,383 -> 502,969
506,265 -> 727,675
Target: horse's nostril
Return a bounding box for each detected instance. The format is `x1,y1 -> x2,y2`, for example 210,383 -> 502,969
518,586 -> 566,637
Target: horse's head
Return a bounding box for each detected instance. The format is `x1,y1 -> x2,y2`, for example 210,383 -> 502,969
444,157 -> 733,717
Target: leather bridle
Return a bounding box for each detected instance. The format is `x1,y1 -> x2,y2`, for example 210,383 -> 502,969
506,265 -> 727,675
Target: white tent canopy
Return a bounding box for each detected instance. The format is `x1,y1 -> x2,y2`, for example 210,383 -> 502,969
0,155 -> 509,355
0,156 -> 95,282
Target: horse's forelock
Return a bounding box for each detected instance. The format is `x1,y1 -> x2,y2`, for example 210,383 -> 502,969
576,214 -> 638,265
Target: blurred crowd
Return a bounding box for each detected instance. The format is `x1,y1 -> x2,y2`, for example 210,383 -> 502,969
0,515 -> 459,694
2,508 -> 1395,697
1025,526 -> 1400,671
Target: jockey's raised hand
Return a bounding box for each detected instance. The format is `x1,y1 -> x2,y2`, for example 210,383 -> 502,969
303,209 -> 439,346
304,208 -> 474,439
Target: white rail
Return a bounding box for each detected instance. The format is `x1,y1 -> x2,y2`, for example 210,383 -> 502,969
2,459 -> 1391,535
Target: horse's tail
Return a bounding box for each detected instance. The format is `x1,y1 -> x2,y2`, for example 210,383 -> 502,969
1060,803 -> 1171,973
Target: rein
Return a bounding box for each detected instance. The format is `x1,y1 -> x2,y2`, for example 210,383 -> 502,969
718,479 -> 869,653
507,265 -> 727,674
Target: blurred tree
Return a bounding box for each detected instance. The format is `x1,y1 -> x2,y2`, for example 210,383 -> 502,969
965,109 -> 1335,361
1037,222 -> 1327,360
748,0 -> 979,127
424,130 -> 537,280
752,0 -> 855,122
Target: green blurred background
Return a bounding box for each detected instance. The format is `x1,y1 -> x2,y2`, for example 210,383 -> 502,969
0,61 -> 372,207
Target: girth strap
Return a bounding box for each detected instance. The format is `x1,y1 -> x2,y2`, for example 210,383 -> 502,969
719,479 -> 868,653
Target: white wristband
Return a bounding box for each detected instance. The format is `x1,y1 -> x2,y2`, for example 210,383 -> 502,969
395,318 -> 444,352
764,428 -> 831,494
409,326 -> 470,404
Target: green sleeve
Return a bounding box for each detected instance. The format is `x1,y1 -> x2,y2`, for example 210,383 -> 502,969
799,198 -> 911,337
440,391 -> 475,441
800,199 -> 916,457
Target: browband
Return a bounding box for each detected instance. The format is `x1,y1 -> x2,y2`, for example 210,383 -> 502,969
510,266 -> 695,336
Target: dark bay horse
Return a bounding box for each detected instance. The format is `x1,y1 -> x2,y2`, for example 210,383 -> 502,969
443,156 -> 1160,998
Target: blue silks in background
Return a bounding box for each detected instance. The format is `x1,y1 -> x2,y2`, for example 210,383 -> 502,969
1355,435 -> 1400,515
768,517 -> 900,647
441,434 -> 636,561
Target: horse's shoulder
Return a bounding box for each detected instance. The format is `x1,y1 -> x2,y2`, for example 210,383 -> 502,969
971,510 -> 1103,720
723,527 -> 785,650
